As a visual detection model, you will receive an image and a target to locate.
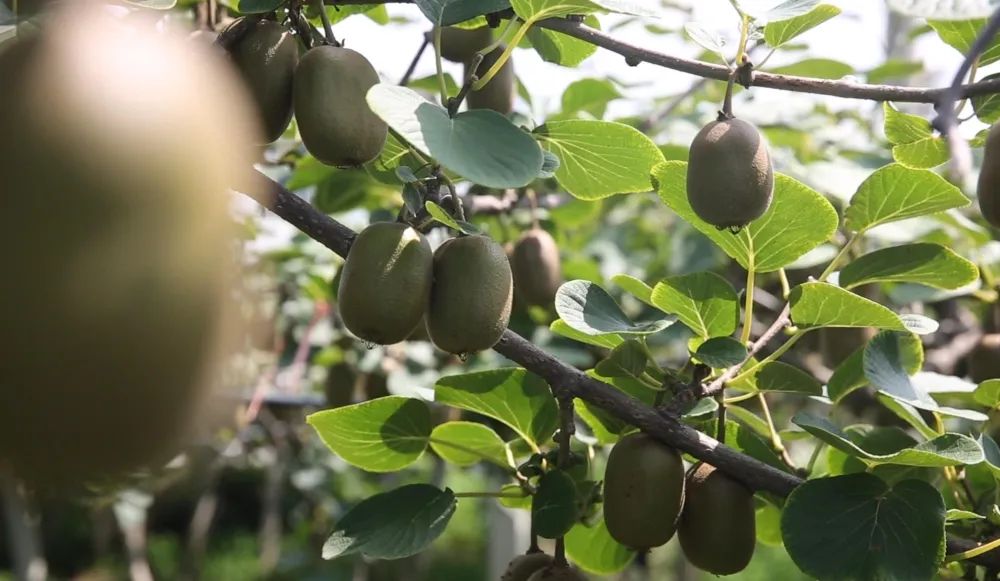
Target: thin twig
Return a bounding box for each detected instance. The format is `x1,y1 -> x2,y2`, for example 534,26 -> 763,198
702,304 -> 791,398
399,37 -> 429,86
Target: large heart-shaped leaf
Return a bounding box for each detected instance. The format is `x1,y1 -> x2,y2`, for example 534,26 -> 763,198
653,161 -> 838,273
366,85 -> 543,188
929,17 -> 1000,64
322,484 -> 456,560
307,396 -> 431,472
844,163 -> 970,233
556,280 -> 675,336
839,243 -> 979,290
781,474 -> 945,580
435,368 -> 558,449
650,272 -> 740,339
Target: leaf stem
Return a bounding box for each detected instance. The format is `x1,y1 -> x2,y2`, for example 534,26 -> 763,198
756,392 -> 795,469
723,391 -> 758,404
778,268 -> 791,300
472,18 -> 532,90
741,267 -> 756,345
946,535 -> 1000,563
818,233 -> 859,282
731,331 -> 806,384
433,26 -> 448,106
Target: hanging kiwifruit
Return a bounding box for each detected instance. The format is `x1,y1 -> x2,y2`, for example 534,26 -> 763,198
466,46 -> 514,115
978,123 -> 1000,228
687,116 -> 773,230
526,565 -> 587,581
0,4 -> 258,488
678,463 -> 756,575
501,552 -> 554,581
323,363 -> 357,408
439,26 -> 492,63
337,222 -> 433,345
294,45 -> 387,167
602,432 -> 685,549
511,228 -> 563,307
224,18 -> 298,143
969,334 -> 1000,383
427,235 -> 513,355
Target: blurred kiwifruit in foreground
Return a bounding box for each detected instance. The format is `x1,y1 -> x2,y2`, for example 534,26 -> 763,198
511,228 -> 562,307
0,4 -> 259,489
439,26 -> 492,63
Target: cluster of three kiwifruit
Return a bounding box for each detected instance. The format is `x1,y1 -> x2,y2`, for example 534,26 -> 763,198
602,433 -> 756,575
223,17 -> 387,165
439,26 -> 515,114
337,222 -> 513,354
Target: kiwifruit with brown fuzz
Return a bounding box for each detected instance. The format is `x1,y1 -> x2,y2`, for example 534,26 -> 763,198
427,235 -> 513,355
323,363 -> 357,408
466,46 -> 514,114
602,432 -> 685,549
970,334 -> 1000,383
526,565 -> 587,581
511,228 -> 563,307
439,26 -> 492,63
294,45 -> 387,167
0,5 -> 258,489
337,222 -> 433,345
979,124 -> 1000,228
501,552 -> 553,581
678,463 -> 756,575
687,116 -> 773,231
225,18 -> 298,143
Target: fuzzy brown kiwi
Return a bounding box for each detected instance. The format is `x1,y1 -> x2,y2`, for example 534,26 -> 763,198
678,463 -> 756,575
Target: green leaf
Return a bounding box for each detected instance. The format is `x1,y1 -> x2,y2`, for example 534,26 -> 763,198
764,3 -> 841,47
594,339 -> 648,378
790,282 -> 907,331
867,60 -> 924,84
653,161 -> 838,272
532,470 -> 578,538
694,337 -> 748,368
720,420 -> 790,473
731,362 -> 823,396
827,331 -> 923,402
527,15 -> 600,67
560,78 -> 620,118
307,396 -> 431,472
565,520 -> 636,574
973,73 -> 1000,123
435,368 -> 558,449
893,138 -> 950,169
974,379 -> 1000,408
891,0 -> 1000,20
980,434 -> 1000,481
793,413 -> 983,466
929,18 -> 1000,66
322,484 -> 456,560
535,120 -> 665,200
865,331 -> 989,421
550,319 -> 624,349
769,58 -> 853,79
429,421 -> 508,467
947,509 -> 985,521
414,0 -> 511,25
684,23 -> 727,61
844,163 -> 970,233
839,243 -> 979,290
366,85 -> 543,188
883,102 -> 932,144
761,0 -> 821,21
575,399 -> 628,444
650,272 -> 740,339
876,394 -> 939,441
611,274 -> 655,306
555,280 -> 675,336
781,474 -> 945,581
424,201 -> 480,234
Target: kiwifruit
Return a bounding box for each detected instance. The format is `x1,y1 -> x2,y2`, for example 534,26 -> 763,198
225,18 -> 298,143
294,45 -> 387,167
602,432 -> 685,549
323,363 -> 357,408
337,222 -> 433,345
526,565 -> 587,581
979,123 -> 1000,228
427,235 -> 513,355
501,552 -> 553,581
439,26 -> 492,63
511,228 -> 563,307
678,462 -> 756,575
687,116 -> 773,230
0,5 -> 258,488
466,46 -> 514,115
970,334 -> 1000,383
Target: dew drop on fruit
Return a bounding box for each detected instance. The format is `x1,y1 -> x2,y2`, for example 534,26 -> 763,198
458,352 -> 469,362
364,341 -> 376,350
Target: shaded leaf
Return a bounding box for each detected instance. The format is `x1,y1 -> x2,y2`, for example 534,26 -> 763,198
650,272 -> 740,339
555,280 -> 675,336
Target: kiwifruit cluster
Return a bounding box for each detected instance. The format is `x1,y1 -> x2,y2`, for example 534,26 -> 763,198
439,26 -> 514,114
602,434 -> 756,574
511,228 -> 563,308
0,4 -> 258,488
337,225 -> 513,355
687,115 -> 773,231
222,17 -> 387,164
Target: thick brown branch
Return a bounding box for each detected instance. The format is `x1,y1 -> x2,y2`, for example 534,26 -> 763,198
237,173 -> 1000,569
